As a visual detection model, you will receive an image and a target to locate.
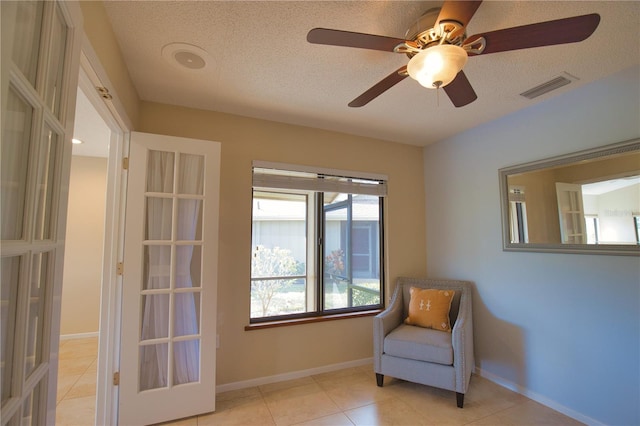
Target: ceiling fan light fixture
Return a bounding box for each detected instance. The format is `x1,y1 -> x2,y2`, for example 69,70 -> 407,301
407,44 -> 468,89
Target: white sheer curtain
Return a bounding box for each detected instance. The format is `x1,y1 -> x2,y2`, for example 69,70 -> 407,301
139,152 -> 203,390
173,153 -> 203,385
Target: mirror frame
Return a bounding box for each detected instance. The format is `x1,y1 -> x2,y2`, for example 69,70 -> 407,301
499,138 -> 640,256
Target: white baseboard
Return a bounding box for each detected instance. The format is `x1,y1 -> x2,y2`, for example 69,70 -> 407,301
474,366 -> 604,426
60,331 -> 99,341
216,357 -> 373,393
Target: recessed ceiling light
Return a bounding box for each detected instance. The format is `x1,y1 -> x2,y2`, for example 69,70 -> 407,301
161,42 -> 211,71
72,138 -> 84,145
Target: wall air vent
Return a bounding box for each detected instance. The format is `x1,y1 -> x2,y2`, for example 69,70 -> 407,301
520,73 -> 578,99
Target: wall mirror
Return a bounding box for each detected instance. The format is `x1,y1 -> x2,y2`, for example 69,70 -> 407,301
499,138 -> 640,255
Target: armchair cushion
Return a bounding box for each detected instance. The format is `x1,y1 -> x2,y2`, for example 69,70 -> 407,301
384,324 -> 453,365
404,287 -> 455,332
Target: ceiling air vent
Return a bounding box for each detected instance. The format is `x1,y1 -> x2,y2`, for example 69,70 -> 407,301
520,73 -> 577,99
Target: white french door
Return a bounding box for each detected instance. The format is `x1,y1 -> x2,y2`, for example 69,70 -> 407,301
1,1 -> 82,425
119,132 -> 220,425
556,182 -> 587,244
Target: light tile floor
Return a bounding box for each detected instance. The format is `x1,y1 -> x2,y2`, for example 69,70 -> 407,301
56,337 -> 99,426
56,337 -> 582,426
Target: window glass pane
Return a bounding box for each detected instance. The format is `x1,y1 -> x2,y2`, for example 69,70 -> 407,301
173,340 -> 199,385
25,252 -> 49,378
139,343 -> 168,391
251,278 -> 307,318
33,125 -> 58,240
324,194 -> 381,310
146,150 -> 174,193
251,191 -> 308,318
2,1 -> 44,84
1,256 -> 21,405
44,3 -> 68,117
178,154 -> 204,195
1,87 -> 33,240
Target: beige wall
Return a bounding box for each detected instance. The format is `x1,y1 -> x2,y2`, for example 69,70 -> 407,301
79,1 -> 140,127
138,101 -> 427,385
60,156 -> 107,335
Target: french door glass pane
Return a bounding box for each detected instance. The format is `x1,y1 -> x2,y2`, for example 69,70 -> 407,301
1,256 -> 21,405
173,340 -> 199,385
174,292 -> 200,336
1,87 -> 34,241
33,125 -> 59,240
178,154 -> 204,195
25,252 -> 49,378
21,378 -> 44,425
140,294 -> 169,339
143,245 -> 171,290
175,245 -> 200,288
177,200 -> 202,240
3,1 -> 44,85
145,197 -> 173,240
146,150 -> 174,193
44,3 -> 68,117
139,343 -> 168,391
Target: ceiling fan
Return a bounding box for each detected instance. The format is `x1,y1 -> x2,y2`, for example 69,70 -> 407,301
307,1 -> 600,108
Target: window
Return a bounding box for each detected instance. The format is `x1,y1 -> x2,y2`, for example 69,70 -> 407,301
250,163 -> 386,322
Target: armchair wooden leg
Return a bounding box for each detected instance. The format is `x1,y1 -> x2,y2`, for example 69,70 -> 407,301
456,392 -> 464,408
375,373 -> 384,387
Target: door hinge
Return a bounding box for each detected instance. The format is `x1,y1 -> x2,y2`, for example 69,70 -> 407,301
113,371 -> 120,386
122,157 -> 129,170
116,262 -> 124,276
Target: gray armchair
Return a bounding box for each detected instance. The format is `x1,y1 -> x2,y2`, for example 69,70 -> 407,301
373,277 -> 474,408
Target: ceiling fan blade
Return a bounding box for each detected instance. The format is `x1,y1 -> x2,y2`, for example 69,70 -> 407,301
465,13 -> 601,55
307,28 -> 406,52
436,1 -> 483,28
443,71 -> 477,107
349,66 -> 408,107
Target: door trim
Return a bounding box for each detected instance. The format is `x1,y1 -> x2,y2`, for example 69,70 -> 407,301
78,45 -> 131,426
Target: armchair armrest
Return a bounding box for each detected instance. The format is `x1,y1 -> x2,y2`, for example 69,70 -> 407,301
452,288 -> 474,393
373,285 -> 404,371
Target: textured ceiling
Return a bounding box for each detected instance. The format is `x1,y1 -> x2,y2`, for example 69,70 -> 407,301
102,1 -> 640,146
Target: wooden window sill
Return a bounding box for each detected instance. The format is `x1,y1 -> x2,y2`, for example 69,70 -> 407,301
245,309 -> 382,331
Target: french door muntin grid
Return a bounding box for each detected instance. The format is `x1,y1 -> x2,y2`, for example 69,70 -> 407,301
1,247 -> 56,425
1,0 -> 76,424
138,151 -> 205,391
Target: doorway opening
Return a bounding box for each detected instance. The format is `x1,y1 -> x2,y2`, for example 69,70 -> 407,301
55,83 -> 110,424
54,54 -> 129,425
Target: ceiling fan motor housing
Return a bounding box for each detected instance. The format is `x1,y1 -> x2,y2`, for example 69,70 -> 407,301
401,8 -> 467,59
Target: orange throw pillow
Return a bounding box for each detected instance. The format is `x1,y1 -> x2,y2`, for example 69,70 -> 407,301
404,287 -> 455,332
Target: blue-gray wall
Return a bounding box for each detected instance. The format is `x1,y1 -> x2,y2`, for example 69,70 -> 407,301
423,65 -> 640,425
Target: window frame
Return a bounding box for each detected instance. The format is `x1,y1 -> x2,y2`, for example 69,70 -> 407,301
249,163 -> 386,325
